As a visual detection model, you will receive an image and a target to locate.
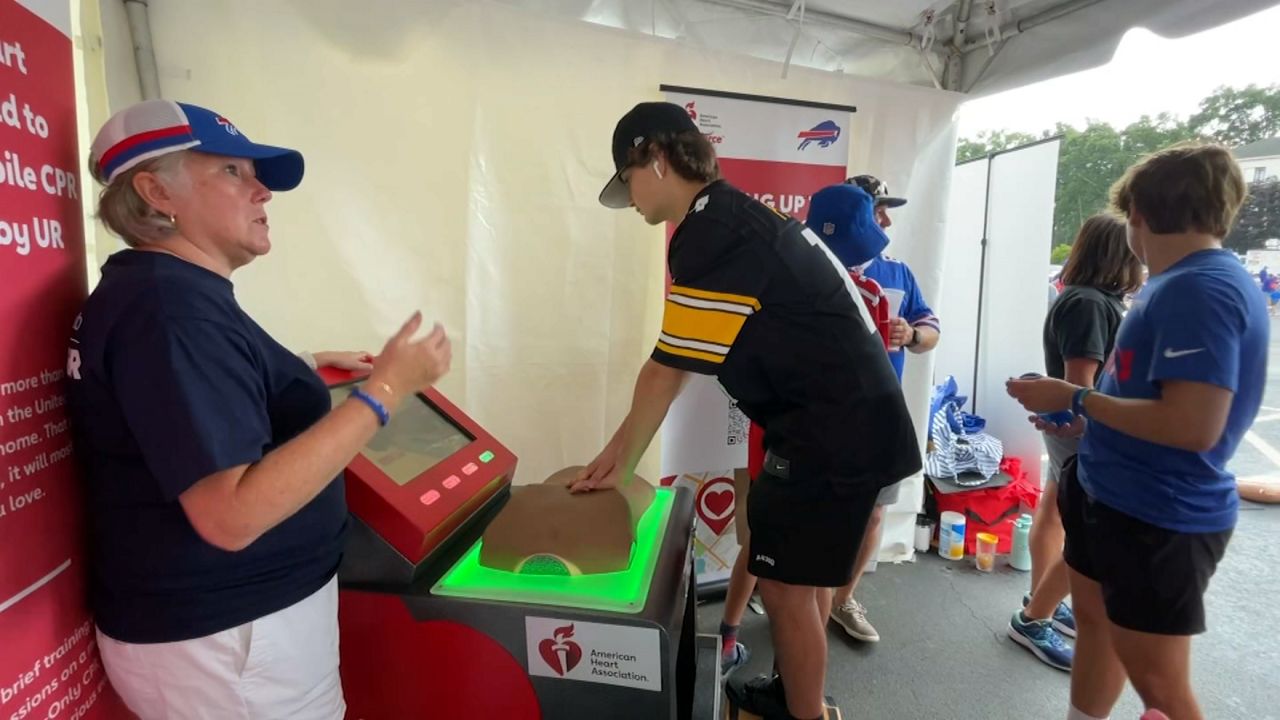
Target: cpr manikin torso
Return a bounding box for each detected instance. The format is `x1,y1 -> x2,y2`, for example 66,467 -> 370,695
480,467 -> 656,575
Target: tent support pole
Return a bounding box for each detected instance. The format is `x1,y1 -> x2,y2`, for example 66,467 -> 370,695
124,0 -> 162,100
963,38 -> 1007,93
701,0 -> 915,46
959,0 -> 1109,54
943,0 -> 972,91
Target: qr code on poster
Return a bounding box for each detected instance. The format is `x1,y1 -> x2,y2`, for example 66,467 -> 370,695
726,404 -> 748,446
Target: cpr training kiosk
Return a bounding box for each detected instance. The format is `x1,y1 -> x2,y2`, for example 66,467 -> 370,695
320,370 -> 709,719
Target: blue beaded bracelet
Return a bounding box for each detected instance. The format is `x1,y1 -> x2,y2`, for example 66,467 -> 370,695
350,388 -> 390,426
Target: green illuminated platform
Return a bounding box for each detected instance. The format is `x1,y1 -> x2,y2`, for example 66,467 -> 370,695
432,487 -> 675,613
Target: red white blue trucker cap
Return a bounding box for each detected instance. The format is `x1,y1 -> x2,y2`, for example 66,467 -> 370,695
89,100 -> 304,191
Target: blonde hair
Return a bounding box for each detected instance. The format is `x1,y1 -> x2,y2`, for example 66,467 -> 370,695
1110,142 -> 1247,238
93,152 -> 188,247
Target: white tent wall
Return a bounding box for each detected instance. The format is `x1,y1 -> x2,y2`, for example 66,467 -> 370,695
972,140 -> 1062,490
89,0 -> 963,515
76,0 -> 142,287
96,0 -> 139,113
933,158 -> 987,401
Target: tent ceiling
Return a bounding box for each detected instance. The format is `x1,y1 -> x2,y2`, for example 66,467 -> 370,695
491,0 -> 1279,94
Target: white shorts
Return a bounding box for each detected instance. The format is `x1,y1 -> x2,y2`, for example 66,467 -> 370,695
97,576 -> 345,720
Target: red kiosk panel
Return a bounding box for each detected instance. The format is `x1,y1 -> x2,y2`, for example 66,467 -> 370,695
320,368 -> 516,564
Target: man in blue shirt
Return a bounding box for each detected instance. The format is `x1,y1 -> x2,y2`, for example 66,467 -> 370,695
829,175 -> 940,644
1008,143 -> 1265,720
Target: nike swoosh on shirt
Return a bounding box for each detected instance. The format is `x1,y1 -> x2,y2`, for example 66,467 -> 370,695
1163,347 -> 1206,359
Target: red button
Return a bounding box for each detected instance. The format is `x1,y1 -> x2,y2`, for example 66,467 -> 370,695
443,476 -> 461,489
420,490 -> 440,505
462,463 -> 479,475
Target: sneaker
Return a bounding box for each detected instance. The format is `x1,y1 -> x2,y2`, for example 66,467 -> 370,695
1008,611 -> 1073,671
726,674 -> 789,719
831,598 -> 880,642
1022,593 -> 1077,638
721,642 -> 750,679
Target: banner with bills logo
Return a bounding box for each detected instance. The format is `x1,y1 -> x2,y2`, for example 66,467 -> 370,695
657,86 -> 853,589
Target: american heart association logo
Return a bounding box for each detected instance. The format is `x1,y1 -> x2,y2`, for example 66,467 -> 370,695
538,623 -> 583,676
696,477 -> 736,536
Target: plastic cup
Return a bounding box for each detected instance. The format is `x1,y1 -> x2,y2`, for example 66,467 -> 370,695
975,532 -> 999,572
914,519 -> 935,553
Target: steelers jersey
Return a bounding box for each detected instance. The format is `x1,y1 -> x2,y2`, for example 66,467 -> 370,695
653,180 -> 920,489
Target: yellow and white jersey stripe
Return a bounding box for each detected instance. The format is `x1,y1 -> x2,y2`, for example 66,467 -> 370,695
655,286 -> 761,366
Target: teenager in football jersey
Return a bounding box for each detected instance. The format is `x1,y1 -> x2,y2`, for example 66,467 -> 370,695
1008,143 -> 1266,720
573,102 -> 920,720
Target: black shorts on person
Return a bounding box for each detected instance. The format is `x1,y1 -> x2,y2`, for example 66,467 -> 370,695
1058,457 -> 1232,636
747,465 -> 880,588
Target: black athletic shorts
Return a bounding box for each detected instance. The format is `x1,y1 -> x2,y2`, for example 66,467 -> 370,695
1058,457 -> 1232,636
746,468 -> 880,587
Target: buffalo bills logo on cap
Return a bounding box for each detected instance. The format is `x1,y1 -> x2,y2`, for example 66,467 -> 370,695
215,116 -> 240,136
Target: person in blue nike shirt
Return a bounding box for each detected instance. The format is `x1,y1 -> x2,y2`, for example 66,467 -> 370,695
1007,143 -> 1267,720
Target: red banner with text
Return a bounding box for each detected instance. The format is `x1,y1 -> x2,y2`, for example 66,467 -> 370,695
1,1 -> 126,718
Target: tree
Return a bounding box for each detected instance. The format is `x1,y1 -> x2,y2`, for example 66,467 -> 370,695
1189,84 -> 1280,147
1226,180 -> 1280,253
1052,114 -> 1194,246
958,84 -> 1280,250
1050,244 -> 1072,265
955,129 -> 1040,163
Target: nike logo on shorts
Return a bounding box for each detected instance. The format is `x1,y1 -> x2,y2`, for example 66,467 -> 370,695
1163,347 -> 1206,359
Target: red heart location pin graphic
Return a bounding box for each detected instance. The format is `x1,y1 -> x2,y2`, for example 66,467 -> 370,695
696,477 -> 736,536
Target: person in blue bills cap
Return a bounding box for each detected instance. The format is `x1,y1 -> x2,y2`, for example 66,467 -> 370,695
712,181 -> 894,686
806,183 -> 890,267
826,174 -> 942,649
67,99 -> 453,719
574,101 -> 921,720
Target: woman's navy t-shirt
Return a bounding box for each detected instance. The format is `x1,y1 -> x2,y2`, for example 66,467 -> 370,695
65,250 -> 347,643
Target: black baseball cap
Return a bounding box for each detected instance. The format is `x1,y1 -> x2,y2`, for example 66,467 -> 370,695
846,174 -> 907,208
599,102 -> 699,209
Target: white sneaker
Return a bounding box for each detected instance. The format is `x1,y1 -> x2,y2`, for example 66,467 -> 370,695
831,598 -> 880,642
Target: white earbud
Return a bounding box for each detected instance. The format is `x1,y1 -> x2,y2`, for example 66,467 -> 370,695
652,161 -> 663,180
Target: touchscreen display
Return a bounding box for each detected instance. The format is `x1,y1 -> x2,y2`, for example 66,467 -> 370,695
330,383 -> 474,485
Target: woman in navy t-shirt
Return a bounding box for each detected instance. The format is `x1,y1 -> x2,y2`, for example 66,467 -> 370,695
68,100 -> 453,720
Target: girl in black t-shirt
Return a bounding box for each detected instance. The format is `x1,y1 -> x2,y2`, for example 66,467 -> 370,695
1008,214 -> 1144,671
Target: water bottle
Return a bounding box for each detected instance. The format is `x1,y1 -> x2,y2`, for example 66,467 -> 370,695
1010,514 -> 1033,571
